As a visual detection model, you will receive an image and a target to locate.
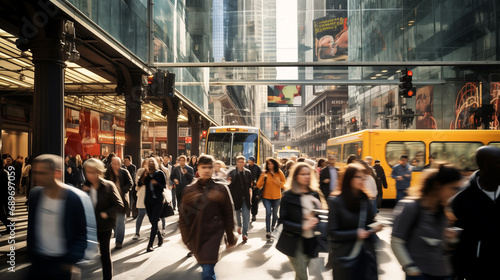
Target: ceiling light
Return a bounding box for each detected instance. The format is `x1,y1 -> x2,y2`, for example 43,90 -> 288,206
375,74 -> 382,77
409,20 -> 415,23
381,70 -> 388,73
0,75 -> 30,87
370,77 -> 377,79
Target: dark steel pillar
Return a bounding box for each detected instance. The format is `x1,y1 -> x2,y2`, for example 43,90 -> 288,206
25,18 -> 79,170
189,114 -> 200,156
167,99 -> 179,160
124,71 -> 144,168
32,57 -> 65,159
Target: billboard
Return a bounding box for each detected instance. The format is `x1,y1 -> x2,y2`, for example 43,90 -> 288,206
267,85 -> 302,107
313,14 -> 348,62
416,86 -> 437,129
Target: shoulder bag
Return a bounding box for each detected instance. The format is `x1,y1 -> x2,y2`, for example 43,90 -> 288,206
335,199 -> 377,280
255,172 -> 267,200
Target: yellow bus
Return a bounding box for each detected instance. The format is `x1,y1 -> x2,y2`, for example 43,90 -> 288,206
276,148 -> 301,159
205,126 -> 273,168
326,129 -> 500,199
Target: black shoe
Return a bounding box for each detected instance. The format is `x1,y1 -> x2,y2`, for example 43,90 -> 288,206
266,232 -> 271,239
158,236 -> 164,247
147,247 -> 154,252
187,252 -> 193,257
115,242 -> 123,249
251,215 -> 256,222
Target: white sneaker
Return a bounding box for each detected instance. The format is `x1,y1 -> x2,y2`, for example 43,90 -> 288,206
132,234 -> 140,240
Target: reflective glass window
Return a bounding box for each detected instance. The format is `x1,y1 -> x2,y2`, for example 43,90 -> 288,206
343,142 -> 363,163
206,133 -> 232,166
386,142 -> 426,170
327,144 -> 341,158
430,142 -> 482,171
489,142 -> 500,149
232,133 -> 258,165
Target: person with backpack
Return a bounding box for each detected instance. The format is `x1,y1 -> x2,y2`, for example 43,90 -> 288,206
392,164 -> 462,280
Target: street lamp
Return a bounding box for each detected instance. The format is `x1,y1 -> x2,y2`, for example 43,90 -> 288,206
112,123 -> 117,154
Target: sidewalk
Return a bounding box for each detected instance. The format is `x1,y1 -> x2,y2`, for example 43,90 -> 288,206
0,195 -> 403,280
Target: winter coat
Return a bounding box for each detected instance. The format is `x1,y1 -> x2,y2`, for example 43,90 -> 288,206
178,179 -> 236,264
227,168 -> 253,210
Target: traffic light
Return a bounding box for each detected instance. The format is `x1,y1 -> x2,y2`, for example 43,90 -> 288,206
147,71 -> 165,97
202,130 -> 207,139
399,69 -> 415,98
165,71 -> 175,98
350,117 -> 358,131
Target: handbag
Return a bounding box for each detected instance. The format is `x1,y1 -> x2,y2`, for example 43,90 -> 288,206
255,173 -> 267,200
160,202 -> 175,218
334,200 -> 377,279
314,209 -> 329,253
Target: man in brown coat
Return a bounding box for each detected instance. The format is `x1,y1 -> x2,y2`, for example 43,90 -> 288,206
179,155 -> 237,280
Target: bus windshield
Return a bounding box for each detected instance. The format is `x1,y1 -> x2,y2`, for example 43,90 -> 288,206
207,133 -> 232,166
277,151 -> 299,159
232,133 -> 258,165
206,132 -> 258,166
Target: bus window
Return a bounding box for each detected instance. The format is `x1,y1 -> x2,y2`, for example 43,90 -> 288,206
232,133 -> 258,165
327,144 -> 341,158
207,133 -> 232,166
489,142 -> 500,148
430,142 -> 482,171
386,142 -> 425,170
343,142 -> 362,163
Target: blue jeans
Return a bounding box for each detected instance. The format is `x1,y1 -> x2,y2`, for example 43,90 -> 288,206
201,264 -> 216,280
263,198 -> 280,232
235,200 -> 250,236
115,213 -> 125,244
135,208 -> 146,234
396,189 -> 408,204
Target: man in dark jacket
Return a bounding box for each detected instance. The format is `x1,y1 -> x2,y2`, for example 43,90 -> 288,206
228,156 -> 253,242
105,156 -> 133,249
373,159 -> 388,208
27,154 -> 94,280
451,146 -> 500,280
319,155 -> 339,199
179,155 -> 236,280
170,155 -> 194,208
64,155 -> 78,187
123,155 -> 137,218
245,156 -> 262,222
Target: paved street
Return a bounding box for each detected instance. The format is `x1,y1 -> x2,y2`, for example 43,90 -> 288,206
0,195 -> 404,280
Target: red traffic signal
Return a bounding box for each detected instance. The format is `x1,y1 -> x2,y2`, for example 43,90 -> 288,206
202,130 -> 207,138
147,75 -> 154,85
351,117 -> 357,123
399,68 -> 415,98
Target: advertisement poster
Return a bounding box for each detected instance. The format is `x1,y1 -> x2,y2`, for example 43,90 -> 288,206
268,85 -> 302,107
100,114 -> 113,132
490,82 -> 500,129
65,108 -> 80,131
313,14 -> 348,62
416,86 -> 437,129
450,83 -> 479,129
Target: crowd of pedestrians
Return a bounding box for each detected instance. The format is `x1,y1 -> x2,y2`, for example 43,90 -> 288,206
2,145 -> 499,280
